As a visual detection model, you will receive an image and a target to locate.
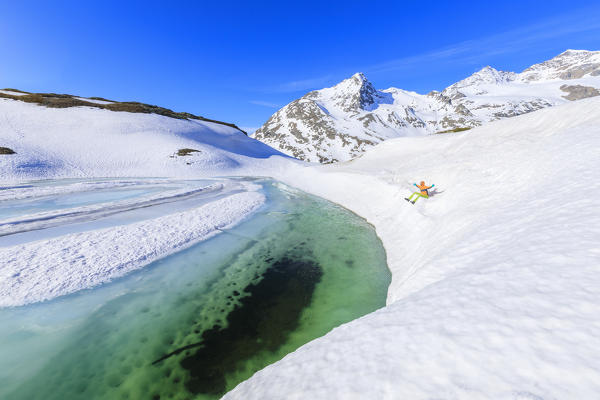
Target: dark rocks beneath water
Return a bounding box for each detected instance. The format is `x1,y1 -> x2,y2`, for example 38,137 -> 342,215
160,255 -> 323,396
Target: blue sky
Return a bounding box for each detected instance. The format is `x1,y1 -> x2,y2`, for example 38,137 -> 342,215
1,0 -> 599,132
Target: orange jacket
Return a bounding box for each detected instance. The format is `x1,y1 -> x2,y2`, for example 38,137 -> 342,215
415,182 -> 433,196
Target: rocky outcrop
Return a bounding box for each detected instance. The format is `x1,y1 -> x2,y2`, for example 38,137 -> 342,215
560,85 -> 600,100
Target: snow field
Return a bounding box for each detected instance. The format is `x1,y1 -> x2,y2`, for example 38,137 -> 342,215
0,97 -> 290,181
225,96 -> 600,398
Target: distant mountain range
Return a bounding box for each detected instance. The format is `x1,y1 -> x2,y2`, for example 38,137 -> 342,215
253,49 -> 600,163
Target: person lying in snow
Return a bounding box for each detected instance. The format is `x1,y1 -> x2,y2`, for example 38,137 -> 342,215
405,181 -> 435,204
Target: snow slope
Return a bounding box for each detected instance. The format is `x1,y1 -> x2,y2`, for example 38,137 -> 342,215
254,49 -> 600,162
0,97 -> 292,181
225,96 -> 600,398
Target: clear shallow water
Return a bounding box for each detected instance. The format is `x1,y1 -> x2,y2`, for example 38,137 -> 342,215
0,178 -> 390,399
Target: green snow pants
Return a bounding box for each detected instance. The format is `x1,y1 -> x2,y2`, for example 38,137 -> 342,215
408,192 -> 428,203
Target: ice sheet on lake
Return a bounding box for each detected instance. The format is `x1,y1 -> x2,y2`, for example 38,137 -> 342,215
0,183 -> 226,235
0,179 -> 172,202
0,187 -> 265,307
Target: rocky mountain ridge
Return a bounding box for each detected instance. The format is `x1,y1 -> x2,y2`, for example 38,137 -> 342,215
254,50 -> 600,162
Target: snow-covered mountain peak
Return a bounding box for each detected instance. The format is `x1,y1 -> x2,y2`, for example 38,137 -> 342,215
320,72 -> 383,112
519,49 -> 600,81
444,66 -> 516,95
472,65 -> 502,78
327,72 -> 371,93
554,49 -> 599,61
348,72 -> 369,85
561,49 -> 593,56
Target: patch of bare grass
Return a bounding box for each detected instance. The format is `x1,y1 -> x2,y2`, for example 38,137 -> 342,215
435,127 -> 472,134
0,90 -> 247,135
176,148 -> 201,156
0,146 -> 16,154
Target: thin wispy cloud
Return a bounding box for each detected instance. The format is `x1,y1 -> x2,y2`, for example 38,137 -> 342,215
246,4 -> 600,106
269,75 -> 333,93
261,5 -> 600,97
364,5 -> 600,75
249,100 -> 281,108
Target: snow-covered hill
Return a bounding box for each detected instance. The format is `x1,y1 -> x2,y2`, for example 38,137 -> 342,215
0,95 -> 291,181
254,49 -> 600,163
227,95 -> 600,399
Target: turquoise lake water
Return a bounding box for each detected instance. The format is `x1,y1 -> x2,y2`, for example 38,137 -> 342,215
0,178 -> 390,399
